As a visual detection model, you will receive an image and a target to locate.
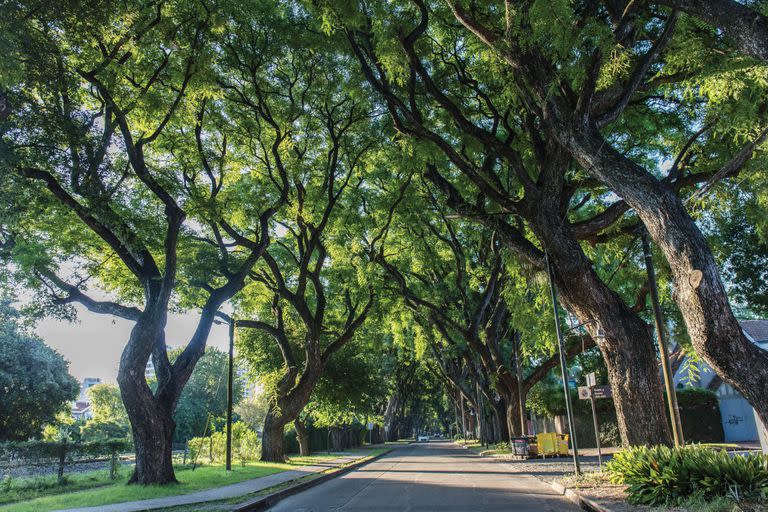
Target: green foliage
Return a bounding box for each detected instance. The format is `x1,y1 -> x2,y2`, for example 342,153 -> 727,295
80,421 -> 131,443
188,422 -> 260,465
171,347 -> 244,443
607,445 -> 768,505
676,387 -> 720,407
673,388 -> 725,444
0,303 -> 79,440
0,438 -> 132,464
87,384 -> 128,426
235,391 -> 270,432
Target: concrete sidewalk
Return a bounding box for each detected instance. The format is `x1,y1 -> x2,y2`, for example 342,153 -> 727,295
54,453 -> 371,512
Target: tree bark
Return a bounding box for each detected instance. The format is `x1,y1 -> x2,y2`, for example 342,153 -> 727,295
294,418 -> 310,456
118,324 -> 179,485
506,400 -> 523,439
261,409 -> 287,462
329,427 -> 344,451
491,401 -> 511,443
550,117 -> 768,430
654,0 -> 768,62
529,199 -> 673,447
128,411 -> 176,484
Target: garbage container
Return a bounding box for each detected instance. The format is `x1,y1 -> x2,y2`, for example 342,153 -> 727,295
511,437 -> 529,457
556,433 -> 569,456
537,432 -> 559,457
526,436 -> 539,457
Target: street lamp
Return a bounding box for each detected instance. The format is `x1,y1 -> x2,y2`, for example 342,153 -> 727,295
545,252 -> 606,476
226,318 -> 235,472
640,229 -> 685,447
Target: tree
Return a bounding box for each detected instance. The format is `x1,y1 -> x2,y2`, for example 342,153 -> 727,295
0,0 -> 284,483
431,0 -> 768,429
235,391 -> 270,433
219,3 -> 413,461
320,0 -> 673,445
88,384 -> 129,426
0,303 -> 79,440
375,202 -> 597,441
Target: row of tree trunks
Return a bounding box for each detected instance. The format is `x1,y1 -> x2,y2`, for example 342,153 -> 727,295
294,418 -> 310,456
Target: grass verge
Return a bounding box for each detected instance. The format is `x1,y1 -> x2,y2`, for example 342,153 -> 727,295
0,454 -> 342,512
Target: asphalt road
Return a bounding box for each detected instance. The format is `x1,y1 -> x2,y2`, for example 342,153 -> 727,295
267,441 -> 578,511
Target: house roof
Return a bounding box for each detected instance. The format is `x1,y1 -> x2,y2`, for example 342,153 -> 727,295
669,344 -> 686,376
707,375 -> 723,392
739,319 -> 768,343
71,401 -> 91,413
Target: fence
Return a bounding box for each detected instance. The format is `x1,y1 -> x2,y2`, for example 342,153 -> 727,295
0,439 -> 132,482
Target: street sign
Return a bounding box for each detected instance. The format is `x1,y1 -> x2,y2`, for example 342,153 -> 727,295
592,385 -> 612,399
367,422 -> 374,430
578,385 -> 612,399
586,372 -> 596,388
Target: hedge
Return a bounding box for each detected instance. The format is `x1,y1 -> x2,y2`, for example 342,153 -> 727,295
0,439 -> 132,482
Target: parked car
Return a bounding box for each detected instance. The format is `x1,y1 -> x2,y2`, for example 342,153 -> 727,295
417,434 -> 430,442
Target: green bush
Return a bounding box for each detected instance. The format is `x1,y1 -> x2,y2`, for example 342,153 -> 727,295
606,445 -> 768,506
188,422 -> 260,464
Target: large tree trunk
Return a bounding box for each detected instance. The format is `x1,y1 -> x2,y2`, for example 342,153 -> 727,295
506,401 -> 523,439
329,427 -> 344,451
554,119 -> 768,429
491,401 -> 511,442
261,409 -> 287,462
125,400 -> 176,484
530,200 -> 673,447
294,418 -> 310,456
118,324 -> 179,485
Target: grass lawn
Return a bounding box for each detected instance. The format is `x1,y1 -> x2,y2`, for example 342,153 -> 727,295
0,454 -> 342,512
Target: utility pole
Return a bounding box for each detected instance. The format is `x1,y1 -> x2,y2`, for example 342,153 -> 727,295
226,318 -> 235,471
513,332 -> 526,435
461,394 -> 467,443
641,230 -> 685,447
545,252 -> 581,475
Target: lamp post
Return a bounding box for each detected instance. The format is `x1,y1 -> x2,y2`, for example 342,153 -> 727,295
545,252 -> 581,475
225,318 -> 235,472
640,229 -> 685,447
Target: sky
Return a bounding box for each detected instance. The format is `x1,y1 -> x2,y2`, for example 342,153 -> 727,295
36,305 -> 230,383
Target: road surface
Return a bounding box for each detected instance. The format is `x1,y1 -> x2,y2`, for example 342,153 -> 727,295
267,441 -> 577,511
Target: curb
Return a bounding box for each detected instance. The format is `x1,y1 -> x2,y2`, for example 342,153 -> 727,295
231,448 -> 393,511
548,479 -> 615,512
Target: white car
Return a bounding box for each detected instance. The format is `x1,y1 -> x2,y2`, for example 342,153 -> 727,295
417,434 -> 429,442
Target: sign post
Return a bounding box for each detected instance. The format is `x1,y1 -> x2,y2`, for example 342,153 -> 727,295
367,421 -> 374,445
580,374 -> 610,469
586,373 -> 601,469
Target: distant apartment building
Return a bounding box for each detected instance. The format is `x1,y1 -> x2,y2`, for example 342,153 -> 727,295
71,377 -> 101,420
145,359 -> 156,380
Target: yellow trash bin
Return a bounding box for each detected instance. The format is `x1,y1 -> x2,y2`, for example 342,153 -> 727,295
536,432 -> 558,457
556,434 -> 569,456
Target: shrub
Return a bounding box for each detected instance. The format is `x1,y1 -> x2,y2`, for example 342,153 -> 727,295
606,445 -> 768,506
188,422 -> 260,464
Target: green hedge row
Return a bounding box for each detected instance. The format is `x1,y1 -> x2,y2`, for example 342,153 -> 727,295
0,438 -> 132,482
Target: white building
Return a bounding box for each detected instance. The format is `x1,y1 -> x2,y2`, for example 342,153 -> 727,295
72,377 -> 101,420
672,320 -> 768,443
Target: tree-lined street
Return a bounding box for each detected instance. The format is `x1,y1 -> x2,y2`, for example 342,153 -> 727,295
269,442 -> 576,512
2,0 -> 768,510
